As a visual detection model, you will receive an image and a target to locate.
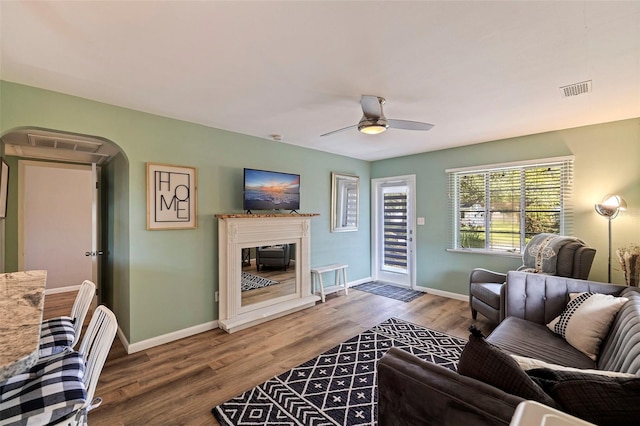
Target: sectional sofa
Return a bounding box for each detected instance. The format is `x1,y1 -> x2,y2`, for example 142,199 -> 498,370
378,271 -> 640,425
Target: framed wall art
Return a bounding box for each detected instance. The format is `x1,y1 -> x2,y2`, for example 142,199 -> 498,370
146,162 -> 197,230
0,158 -> 9,219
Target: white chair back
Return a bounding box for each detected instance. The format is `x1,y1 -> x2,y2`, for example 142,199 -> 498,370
69,280 -> 96,348
39,305 -> 117,426
77,305 -> 117,410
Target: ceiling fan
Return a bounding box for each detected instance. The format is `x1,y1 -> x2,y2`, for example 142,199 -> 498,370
321,95 -> 434,137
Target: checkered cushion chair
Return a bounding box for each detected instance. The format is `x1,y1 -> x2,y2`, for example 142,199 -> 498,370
39,280 -> 95,358
39,318 -> 76,359
0,351 -> 86,425
1,306 -> 117,426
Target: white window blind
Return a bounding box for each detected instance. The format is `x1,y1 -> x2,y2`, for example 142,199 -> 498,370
447,156 -> 574,254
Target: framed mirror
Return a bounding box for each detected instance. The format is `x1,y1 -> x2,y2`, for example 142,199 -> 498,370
331,172 -> 359,232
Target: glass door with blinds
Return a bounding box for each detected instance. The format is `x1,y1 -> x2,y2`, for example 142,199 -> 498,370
371,175 -> 416,288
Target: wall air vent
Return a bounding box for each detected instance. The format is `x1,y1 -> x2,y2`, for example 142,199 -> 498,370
4,144 -> 110,165
560,80 -> 592,98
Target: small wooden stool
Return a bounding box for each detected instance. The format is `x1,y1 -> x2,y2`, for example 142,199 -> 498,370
311,263 -> 348,303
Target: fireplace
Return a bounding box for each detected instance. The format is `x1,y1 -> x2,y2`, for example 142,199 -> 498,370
215,213 -> 320,333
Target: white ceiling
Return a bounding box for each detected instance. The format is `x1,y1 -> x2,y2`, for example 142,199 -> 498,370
1,1 -> 639,161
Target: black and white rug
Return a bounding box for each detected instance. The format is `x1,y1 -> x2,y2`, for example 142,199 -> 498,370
241,272 -> 278,291
352,282 -> 425,302
212,317 -> 467,425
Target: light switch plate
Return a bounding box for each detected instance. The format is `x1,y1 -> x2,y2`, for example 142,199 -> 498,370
417,217 -> 425,225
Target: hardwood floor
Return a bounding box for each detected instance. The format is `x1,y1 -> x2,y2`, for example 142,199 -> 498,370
43,287 -> 495,425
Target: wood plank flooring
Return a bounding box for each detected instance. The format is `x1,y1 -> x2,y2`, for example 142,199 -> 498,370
43,287 -> 495,426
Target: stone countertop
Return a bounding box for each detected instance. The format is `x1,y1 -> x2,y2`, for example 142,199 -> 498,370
0,270 -> 47,381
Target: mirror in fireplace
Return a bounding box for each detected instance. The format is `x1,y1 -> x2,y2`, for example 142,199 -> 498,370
240,243 -> 297,307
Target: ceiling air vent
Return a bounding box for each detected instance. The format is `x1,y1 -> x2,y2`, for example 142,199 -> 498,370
560,80 -> 592,98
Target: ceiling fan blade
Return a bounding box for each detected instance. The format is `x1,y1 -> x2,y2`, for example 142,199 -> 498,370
320,124 -> 357,137
387,119 -> 434,131
360,95 -> 383,119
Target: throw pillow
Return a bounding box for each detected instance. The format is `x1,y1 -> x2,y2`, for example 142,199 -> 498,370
527,368 -> 640,426
457,326 -> 556,407
511,354 -> 635,378
547,292 -> 628,360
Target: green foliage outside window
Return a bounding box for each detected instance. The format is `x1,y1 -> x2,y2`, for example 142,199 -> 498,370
453,162 -> 569,253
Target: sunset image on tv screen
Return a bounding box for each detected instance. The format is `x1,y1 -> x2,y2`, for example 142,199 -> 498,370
244,169 -> 300,210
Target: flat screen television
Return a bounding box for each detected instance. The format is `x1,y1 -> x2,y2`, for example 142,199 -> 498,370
243,168 -> 300,212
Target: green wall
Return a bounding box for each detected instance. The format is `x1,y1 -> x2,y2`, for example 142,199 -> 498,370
1,81 -> 371,344
3,79 -> 638,344
372,118 -> 640,294
102,152 -> 131,338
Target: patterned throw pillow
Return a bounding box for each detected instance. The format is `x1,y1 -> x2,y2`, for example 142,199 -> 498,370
547,292 -> 628,361
527,368 -> 640,426
457,326 -> 556,407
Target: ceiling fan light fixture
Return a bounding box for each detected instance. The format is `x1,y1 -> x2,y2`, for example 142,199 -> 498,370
321,95 -> 433,137
358,118 -> 389,135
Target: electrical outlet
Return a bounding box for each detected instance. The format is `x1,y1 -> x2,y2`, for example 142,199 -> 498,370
215,291 -> 219,302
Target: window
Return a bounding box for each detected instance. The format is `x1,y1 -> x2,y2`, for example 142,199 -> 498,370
447,156 -> 574,254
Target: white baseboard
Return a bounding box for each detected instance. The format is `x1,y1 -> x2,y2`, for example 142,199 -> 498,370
418,286 -> 468,301
120,320 -> 219,354
321,277 -> 372,296
120,278 -> 375,352
349,277 -> 373,287
114,278 -> 465,354
116,327 -> 131,352
45,285 -> 81,295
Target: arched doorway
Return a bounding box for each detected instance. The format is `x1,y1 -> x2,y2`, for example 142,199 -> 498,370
1,126 -> 127,310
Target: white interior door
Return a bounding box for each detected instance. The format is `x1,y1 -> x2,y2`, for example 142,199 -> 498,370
19,161 -> 97,293
371,175 -> 416,288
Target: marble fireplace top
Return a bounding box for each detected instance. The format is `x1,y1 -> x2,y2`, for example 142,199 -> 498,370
0,270 -> 47,381
215,213 -> 319,219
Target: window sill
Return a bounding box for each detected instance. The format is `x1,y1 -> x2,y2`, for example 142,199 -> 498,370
446,248 -> 522,259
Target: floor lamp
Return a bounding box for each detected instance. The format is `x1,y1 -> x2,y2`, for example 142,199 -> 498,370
595,194 -> 627,283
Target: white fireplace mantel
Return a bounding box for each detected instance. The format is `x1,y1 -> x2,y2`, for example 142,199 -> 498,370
215,213 -> 320,333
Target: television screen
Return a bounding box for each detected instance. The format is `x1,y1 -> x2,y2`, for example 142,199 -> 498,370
243,168 -> 300,211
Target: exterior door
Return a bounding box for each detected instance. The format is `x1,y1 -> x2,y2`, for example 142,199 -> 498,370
19,161 -> 99,296
371,175 -> 416,288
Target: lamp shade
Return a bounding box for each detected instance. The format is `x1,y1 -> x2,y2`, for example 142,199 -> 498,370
601,194 -> 627,210
595,194 -> 626,219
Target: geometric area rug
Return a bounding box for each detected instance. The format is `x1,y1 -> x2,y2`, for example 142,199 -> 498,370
241,271 -> 278,292
212,317 -> 467,425
352,281 -> 425,302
